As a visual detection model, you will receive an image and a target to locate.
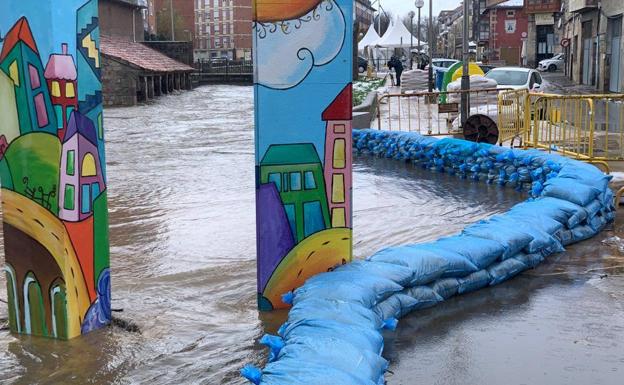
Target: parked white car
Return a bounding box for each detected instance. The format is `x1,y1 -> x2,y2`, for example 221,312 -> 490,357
538,53 -> 565,72
485,67 -> 544,91
425,58 -> 460,73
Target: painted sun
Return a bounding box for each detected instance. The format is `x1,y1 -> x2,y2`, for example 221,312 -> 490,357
254,0 -> 322,23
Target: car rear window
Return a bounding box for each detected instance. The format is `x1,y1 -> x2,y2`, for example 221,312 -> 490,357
486,70 -> 529,86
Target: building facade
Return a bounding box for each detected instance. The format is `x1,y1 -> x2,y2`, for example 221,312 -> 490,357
194,0 -> 252,60
153,0 -> 195,41
524,0 -> 563,68
355,0 -> 376,35
99,0 -> 146,42
478,1 -> 528,65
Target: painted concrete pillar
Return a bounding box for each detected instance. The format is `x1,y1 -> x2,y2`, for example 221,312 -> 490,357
0,0 -> 111,339
253,0 -> 354,310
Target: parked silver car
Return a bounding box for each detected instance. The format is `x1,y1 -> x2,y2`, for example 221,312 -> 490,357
538,53 -> 565,72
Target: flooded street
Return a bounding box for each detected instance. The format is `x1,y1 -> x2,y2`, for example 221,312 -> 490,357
0,85 -> 623,384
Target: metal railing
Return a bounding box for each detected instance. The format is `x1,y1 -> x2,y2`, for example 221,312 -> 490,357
375,88 -> 508,137
194,59 -> 253,75
520,94 -> 624,171
497,89 -> 529,145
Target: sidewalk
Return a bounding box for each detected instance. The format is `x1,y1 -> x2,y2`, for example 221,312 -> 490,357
541,71 -> 600,95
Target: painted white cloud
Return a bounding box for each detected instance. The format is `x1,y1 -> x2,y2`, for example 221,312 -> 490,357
255,0 -> 346,89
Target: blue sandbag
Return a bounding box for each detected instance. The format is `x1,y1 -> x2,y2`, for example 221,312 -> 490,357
260,358 -> 378,385
488,258 -> 528,286
373,293 -> 421,320
570,224 -> 597,243
368,245 -> 450,286
462,221 -> 533,260
588,214 -> 608,232
403,286 -> 444,309
430,278 -> 460,299
486,215 -> 564,255
457,269 -> 491,294
510,197 -> 588,229
275,336 -> 388,384
333,260 -> 414,287
542,177 -> 602,206
293,275 -> 402,307
584,199 -> 603,219
513,253 -> 545,269
556,162 -> 612,191
279,319 -> 385,355
287,298 -> 384,330
434,235 -> 505,270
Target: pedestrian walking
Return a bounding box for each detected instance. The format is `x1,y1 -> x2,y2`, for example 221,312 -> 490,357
387,56 -> 404,87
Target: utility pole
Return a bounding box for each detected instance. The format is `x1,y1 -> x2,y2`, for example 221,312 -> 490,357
428,0 -> 433,92
416,0 -> 424,70
460,0 -> 470,127
170,0 -> 175,41
409,11 -> 415,70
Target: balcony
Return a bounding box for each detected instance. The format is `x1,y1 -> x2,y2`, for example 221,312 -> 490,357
524,0 -> 561,14
569,0 -> 599,13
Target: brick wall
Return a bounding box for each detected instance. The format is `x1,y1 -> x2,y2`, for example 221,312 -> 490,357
100,0 -> 145,42
101,55 -> 140,106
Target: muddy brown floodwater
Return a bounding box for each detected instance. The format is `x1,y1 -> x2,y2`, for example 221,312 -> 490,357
0,85 -> 622,385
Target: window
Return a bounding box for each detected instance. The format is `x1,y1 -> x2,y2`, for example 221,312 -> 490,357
81,153 -> 97,177
66,150 -> 75,175
507,10 -> 515,18
55,105 -> 63,129
282,173 -> 289,192
67,106 -> 75,123
303,201 -> 325,237
51,81 -> 61,97
332,207 -> 346,228
333,139 -> 346,169
34,93 -> 49,127
333,124 -> 345,134
290,172 -> 302,191
97,113 -> 103,139
8,61 -> 19,86
28,64 -> 40,89
304,171 -> 316,190
284,204 -> 296,238
91,182 -> 100,201
66,82 -> 75,98
24,274 -> 47,336
332,174 -> 345,204
64,184 -> 75,210
81,184 -> 91,214
268,172 -> 281,191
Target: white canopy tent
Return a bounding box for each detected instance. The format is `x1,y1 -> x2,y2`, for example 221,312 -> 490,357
374,16 -> 425,50
358,24 -> 381,53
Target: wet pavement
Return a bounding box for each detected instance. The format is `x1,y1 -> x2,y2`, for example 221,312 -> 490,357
0,85 -> 623,385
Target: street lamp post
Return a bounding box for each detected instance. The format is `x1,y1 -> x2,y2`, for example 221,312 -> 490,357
409,11 -> 415,70
460,0 -> 470,127
428,0 -> 433,93
415,0 -> 424,70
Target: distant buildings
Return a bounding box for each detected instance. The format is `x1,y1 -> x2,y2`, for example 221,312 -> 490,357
194,0 -> 253,60
478,0 -> 528,65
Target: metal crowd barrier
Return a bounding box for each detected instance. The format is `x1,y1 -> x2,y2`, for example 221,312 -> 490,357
375,88 -> 507,137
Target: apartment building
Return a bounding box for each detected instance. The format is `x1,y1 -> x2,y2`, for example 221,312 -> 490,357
194,0 -> 252,60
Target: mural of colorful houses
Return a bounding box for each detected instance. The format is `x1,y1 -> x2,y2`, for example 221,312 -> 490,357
254,0 -> 353,310
44,43 -> 79,140
0,0 -> 110,340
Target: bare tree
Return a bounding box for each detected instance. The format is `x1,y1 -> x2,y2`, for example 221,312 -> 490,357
373,9 -> 394,37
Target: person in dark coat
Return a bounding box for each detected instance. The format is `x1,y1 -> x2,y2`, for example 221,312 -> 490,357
387,56 -> 404,87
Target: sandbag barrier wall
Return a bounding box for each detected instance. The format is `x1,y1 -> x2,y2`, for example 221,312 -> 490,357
241,129 -> 615,385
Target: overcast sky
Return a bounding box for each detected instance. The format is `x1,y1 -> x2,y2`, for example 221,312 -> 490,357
377,0 -> 462,18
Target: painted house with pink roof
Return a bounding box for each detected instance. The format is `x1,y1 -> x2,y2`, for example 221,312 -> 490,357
322,84 -> 353,229
58,111 -> 105,222
44,43 -> 78,140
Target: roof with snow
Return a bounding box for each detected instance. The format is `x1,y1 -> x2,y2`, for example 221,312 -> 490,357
44,44 -> 78,81
493,0 -> 524,7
